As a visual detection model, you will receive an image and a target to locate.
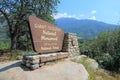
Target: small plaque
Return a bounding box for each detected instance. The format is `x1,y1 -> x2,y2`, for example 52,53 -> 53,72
29,16 -> 64,53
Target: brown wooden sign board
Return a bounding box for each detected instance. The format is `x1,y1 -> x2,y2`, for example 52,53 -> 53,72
28,15 -> 64,53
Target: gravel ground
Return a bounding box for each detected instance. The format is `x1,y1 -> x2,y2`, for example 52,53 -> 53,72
0,60 -> 88,80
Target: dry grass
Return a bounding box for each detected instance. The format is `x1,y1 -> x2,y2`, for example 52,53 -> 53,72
0,52 -> 11,63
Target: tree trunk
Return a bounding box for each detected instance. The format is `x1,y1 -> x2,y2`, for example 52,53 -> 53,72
11,34 -> 17,50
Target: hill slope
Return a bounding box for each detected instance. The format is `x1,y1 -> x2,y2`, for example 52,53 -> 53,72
55,18 -> 118,39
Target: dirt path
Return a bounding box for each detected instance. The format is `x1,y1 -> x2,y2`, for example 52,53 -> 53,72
0,60 -> 88,80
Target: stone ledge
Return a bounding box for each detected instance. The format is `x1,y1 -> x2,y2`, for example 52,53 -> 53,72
22,52 -> 69,69
0,60 -> 89,80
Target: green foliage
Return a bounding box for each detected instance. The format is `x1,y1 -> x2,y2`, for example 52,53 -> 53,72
92,29 -> 120,72
90,30 -> 115,54
0,0 -> 60,50
94,54 -> 113,69
112,52 -> 120,71
79,28 -> 120,72
78,39 -> 92,53
0,40 -> 10,49
79,43 -> 90,53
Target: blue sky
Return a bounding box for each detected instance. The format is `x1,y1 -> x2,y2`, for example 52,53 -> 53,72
53,0 -> 120,25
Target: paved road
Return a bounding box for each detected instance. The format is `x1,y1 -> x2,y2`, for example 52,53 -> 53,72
0,60 -> 88,80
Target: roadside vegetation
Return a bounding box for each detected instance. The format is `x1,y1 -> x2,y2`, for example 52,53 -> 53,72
78,28 -> 120,80
71,55 -> 120,80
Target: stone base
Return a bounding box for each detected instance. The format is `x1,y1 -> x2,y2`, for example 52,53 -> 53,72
22,52 -> 69,70
62,33 -> 80,57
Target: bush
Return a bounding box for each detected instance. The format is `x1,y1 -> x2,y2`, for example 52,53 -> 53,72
85,28 -> 120,72
93,53 -> 120,72
112,52 -> 120,72
0,40 -> 10,50
102,55 -> 113,70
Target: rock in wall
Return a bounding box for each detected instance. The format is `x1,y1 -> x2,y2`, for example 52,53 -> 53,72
62,33 -> 80,57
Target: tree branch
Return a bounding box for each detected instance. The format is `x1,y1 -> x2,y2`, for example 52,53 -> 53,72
0,9 -> 10,26
0,9 -> 13,36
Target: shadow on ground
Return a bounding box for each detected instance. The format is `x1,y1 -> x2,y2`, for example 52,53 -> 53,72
0,61 -> 31,72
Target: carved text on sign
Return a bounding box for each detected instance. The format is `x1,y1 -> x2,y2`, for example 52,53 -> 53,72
29,16 -> 64,53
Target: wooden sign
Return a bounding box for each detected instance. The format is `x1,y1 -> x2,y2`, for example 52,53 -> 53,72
28,15 -> 64,53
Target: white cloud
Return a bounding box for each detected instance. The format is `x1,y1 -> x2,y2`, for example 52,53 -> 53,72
91,10 -> 97,14
88,16 -> 96,20
53,13 -> 97,20
53,13 -> 81,19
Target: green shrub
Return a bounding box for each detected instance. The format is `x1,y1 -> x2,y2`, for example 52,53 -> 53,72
0,40 -> 10,49
101,55 -> 113,70
93,53 -> 120,72
112,52 -> 120,72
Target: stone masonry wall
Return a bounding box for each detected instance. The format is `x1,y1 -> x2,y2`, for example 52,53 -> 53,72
62,33 -> 80,57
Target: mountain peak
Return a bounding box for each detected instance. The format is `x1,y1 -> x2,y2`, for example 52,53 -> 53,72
55,18 -> 118,39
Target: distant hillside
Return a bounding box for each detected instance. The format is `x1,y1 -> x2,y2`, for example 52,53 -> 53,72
55,18 -> 118,39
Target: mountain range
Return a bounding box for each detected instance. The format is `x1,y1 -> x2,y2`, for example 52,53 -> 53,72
55,18 -> 118,39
